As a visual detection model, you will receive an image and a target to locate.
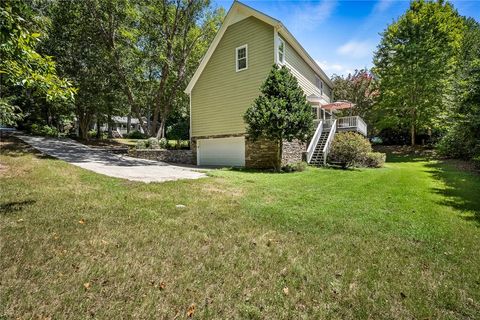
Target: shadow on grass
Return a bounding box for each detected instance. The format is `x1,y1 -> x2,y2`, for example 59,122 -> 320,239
426,161 -> 480,225
0,136 -> 56,160
0,200 -> 36,215
375,145 -> 437,163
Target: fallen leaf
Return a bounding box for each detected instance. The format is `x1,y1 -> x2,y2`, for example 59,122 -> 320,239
78,219 -> 85,224
186,303 -> 195,317
283,287 -> 289,295
280,267 -> 287,277
159,282 -> 166,290
17,218 -> 24,222
176,204 -> 186,209
83,282 -> 91,290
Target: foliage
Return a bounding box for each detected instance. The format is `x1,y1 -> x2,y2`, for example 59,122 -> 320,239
331,69 -> 378,131
437,18 -> 480,159
87,0 -> 224,137
147,137 -> 160,149
244,65 -> 314,171
282,161 -> 307,173
373,0 -> 465,146
166,119 -> 189,142
364,152 -> 386,168
328,132 -> 372,168
29,124 -> 60,137
135,140 -> 147,149
126,130 -> 147,139
0,1 -> 75,125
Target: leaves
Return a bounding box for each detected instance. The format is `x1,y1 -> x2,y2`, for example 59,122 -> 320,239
186,303 -> 195,317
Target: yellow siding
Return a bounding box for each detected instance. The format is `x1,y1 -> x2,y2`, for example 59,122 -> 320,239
284,41 -> 332,102
191,17 -> 274,137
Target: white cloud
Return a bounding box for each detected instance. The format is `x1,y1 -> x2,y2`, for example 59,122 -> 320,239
336,40 -> 376,58
372,0 -> 395,14
290,0 -> 337,31
316,60 -> 355,77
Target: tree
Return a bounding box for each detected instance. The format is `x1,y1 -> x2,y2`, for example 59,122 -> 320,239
244,65 -> 314,171
437,18 -> 480,159
0,0 -> 75,126
44,0 -> 125,139
331,69 -> 378,131
87,0 -> 223,137
373,0 -> 465,145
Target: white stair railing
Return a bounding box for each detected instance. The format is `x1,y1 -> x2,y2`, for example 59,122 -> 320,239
306,120 -> 323,163
322,119 -> 337,165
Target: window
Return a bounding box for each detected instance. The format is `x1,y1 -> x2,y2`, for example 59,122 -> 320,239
315,75 -> 323,95
277,37 -> 285,64
236,45 -> 248,72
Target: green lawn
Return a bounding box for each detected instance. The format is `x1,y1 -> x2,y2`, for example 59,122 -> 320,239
1,137 -> 479,319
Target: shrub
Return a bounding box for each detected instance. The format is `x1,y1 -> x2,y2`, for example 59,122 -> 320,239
30,124 -> 60,137
158,138 -> 168,149
282,161 -> 307,172
147,137 -> 160,149
473,155 -> 480,170
136,140 -> 147,149
328,132 -> 372,168
364,152 -> 386,168
126,130 -> 147,139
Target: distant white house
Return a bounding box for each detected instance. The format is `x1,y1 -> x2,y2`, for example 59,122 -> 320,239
95,116 -> 145,137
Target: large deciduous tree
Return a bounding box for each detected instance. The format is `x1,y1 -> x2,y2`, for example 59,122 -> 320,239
0,0 -> 75,126
373,0 -> 465,145
331,69 -> 378,131
87,0 -> 223,137
244,65 -> 314,171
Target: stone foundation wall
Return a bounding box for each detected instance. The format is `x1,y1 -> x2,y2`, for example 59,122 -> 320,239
282,140 -> 307,166
130,149 -> 194,165
245,137 -> 278,169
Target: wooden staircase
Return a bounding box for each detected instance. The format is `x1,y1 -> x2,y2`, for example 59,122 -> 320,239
306,119 -> 337,167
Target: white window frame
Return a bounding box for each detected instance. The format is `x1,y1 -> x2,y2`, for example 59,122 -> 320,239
235,44 -> 248,72
277,37 -> 285,64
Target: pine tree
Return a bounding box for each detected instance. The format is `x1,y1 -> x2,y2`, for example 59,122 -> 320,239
244,65 -> 313,170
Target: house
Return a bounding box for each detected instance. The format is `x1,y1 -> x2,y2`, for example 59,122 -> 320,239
95,116 -> 145,137
185,1 -> 366,168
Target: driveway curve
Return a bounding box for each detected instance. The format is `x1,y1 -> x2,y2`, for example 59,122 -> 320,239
16,135 -> 206,183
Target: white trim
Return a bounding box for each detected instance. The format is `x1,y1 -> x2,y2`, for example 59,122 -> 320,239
235,44 -> 248,72
277,37 -> 285,65
184,1 -> 333,94
273,28 -> 279,64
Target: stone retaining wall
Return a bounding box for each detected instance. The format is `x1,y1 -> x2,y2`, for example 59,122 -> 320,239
130,149 -> 194,165
282,140 -> 307,165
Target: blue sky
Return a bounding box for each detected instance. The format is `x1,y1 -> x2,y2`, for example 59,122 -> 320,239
214,0 -> 480,77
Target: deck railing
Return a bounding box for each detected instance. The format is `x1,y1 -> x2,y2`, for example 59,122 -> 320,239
306,120 -> 323,163
322,119 -> 337,165
334,116 -> 367,136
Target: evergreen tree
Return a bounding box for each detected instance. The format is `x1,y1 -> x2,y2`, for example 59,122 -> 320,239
244,65 -> 314,171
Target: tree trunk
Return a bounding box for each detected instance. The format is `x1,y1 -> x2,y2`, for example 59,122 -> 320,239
96,117 -> 101,139
155,117 -> 166,139
410,123 -> 415,146
107,113 -> 113,138
275,139 -> 283,172
127,114 -> 131,134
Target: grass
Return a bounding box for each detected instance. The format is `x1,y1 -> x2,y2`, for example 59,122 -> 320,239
1,137 -> 479,319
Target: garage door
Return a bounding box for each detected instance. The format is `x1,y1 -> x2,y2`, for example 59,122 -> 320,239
197,137 -> 245,167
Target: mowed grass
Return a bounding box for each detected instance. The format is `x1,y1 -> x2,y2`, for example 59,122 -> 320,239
1,138 -> 479,319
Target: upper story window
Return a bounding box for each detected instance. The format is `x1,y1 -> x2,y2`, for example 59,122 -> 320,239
315,75 -> 323,95
236,44 -> 248,72
277,37 -> 285,64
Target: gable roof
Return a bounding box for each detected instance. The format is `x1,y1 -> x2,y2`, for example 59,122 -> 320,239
185,1 -> 333,94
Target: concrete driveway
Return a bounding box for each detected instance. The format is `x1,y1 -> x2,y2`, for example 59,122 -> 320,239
16,135 -> 206,183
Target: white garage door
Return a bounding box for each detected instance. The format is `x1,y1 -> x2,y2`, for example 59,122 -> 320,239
197,137 -> 245,167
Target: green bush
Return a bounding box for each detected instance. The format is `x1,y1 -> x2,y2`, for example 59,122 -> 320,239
147,137 -> 160,149
136,140 -> 147,149
126,130 -> 147,139
364,152 -> 386,168
158,138 -> 168,149
328,132 -> 372,168
30,124 -> 60,137
282,161 -> 307,172
473,155 -> 480,170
